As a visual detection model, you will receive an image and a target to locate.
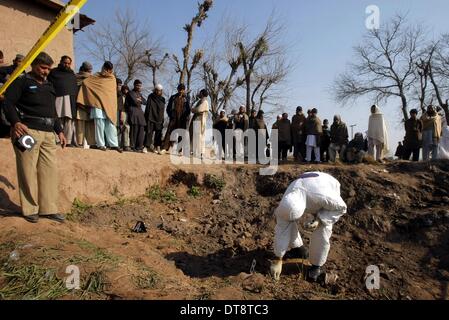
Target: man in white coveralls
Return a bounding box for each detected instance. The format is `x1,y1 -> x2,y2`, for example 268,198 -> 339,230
271,172 -> 347,282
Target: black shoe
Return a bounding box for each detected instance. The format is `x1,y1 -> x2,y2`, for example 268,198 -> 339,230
308,265 -> 323,282
112,147 -> 123,153
24,215 -> 39,223
285,246 -> 309,260
99,146 -> 107,151
42,214 -> 66,223
123,147 -> 132,152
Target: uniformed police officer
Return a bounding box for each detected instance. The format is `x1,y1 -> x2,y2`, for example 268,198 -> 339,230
3,52 -> 67,223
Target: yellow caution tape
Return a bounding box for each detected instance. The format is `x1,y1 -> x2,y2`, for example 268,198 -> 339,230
0,0 -> 88,95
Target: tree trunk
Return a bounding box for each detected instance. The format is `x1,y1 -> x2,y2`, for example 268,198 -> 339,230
152,68 -> 157,88
181,33 -> 193,85
245,76 -> 251,115
400,94 -> 409,122
187,71 -> 192,93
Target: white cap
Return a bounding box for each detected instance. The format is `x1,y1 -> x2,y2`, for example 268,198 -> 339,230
155,84 -> 163,90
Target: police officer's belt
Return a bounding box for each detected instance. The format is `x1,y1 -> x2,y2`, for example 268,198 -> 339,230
21,115 -> 55,128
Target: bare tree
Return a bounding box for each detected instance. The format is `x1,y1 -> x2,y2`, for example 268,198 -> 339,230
236,17 -> 284,114
250,57 -> 289,111
202,57 -> 243,119
415,44 -> 437,113
144,51 -> 170,88
201,22 -> 244,118
333,15 -> 426,122
200,14 -> 290,117
428,36 -> 449,124
173,0 -> 213,91
84,9 -> 161,85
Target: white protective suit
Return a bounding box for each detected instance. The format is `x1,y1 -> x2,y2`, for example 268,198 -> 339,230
274,172 -> 347,267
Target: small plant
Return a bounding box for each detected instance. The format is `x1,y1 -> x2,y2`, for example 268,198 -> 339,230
146,185 -> 177,203
146,185 -> 161,200
188,186 -> 202,198
204,174 -> 226,191
68,198 -> 92,221
161,190 -> 177,203
82,271 -> 107,296
133,267 -> 159,289
115,198 -> 127,207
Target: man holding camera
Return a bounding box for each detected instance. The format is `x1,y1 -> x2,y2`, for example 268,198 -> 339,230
3,52 -> 67,224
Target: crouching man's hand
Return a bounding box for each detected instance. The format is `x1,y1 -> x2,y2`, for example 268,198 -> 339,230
270,259 -> 283,281
58,132 -> 67,149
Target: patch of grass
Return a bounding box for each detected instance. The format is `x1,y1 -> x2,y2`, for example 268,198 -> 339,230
115,198 -> 127,207
81,271 -> 107,297
67,240 -> 120,268
188,186 -> 202,198
204,174 -> 226,191
0,264 -> 68,300
146,185 -> 162,201
0,241 -> 16,253
161,190 -> 177,203
146,185 -> 178,203
133,267 -> 159,290
75,240 -> 120,267
68,198 -> 92,221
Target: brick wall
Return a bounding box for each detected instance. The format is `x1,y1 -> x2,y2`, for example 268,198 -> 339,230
0,0 -> 74,68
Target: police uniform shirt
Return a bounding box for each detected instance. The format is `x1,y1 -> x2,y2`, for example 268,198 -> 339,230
3,73 -> 63,134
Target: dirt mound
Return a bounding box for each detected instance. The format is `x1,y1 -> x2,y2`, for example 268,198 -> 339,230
1,137 -> 449,300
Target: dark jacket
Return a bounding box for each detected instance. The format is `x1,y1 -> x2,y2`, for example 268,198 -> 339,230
117,92 -> 126,113
277,119 -> 292,145
48,65 -> 78,116
348,136 -> 366,151
395,145 -> 404,158
145,93 -> 166,129
0,64 -> 22,84
249,116 -> 257,130
3,73 -> 62,134
291,114 -> 306,144
126,90 -> 147,126
322,125 -> 331,147
404,118 -> 423,149
254,118 -> 269,141
235,113 -> 249,131
330,122 -> 349,146
166,93 -> 190,123
213,117 -> 228,146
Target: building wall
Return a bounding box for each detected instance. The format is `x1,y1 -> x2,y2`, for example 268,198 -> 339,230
0,0 -> 74,68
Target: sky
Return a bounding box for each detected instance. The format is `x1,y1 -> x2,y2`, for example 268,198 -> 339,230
70,0 -> 449,154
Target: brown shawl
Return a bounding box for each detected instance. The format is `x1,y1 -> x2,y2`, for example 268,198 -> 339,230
77,72 -> 117,124
422,113 -> 442,141
305,116 -> 323,135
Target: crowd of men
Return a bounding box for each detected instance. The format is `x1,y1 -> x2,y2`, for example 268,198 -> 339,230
0,52 -> 211,158
1,51 -> 448,165
0,51 -> 448,225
